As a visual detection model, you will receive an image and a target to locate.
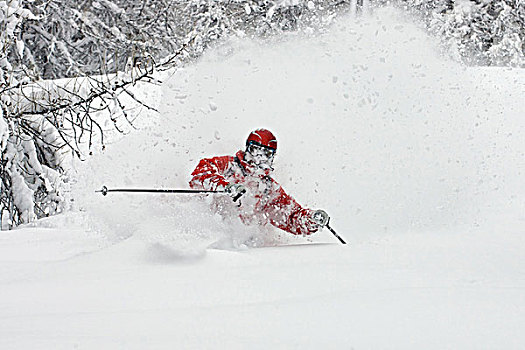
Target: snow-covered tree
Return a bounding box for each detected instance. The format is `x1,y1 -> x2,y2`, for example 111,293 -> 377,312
389,0 -> 525,67
5,0 -> 353,81
486,0 -> 525,66
1,0 -> 163,229
1,0 -> 62,227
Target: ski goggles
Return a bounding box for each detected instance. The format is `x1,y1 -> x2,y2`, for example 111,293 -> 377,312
246,141 -> 276,159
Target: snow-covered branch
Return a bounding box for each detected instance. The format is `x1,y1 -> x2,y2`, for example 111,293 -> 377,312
383,0 -> 525,67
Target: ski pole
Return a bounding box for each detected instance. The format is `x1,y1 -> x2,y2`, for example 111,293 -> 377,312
95,185 -> 246,202
96,185 -> 224,196
326,222 -> 347,245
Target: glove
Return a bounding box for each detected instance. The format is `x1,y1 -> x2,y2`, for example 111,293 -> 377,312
310,209 -> 330,228
225,183 -> 247,202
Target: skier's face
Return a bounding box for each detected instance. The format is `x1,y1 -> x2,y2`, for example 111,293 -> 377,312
245,142 -> 275,170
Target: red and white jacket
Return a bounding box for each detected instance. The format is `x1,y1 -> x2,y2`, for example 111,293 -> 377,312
189,150 -> 319,236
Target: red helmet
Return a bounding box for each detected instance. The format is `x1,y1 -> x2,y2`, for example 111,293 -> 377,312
246,129 -> 277,151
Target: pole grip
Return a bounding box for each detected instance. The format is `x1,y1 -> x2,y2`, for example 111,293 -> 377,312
232,188 -> 246,202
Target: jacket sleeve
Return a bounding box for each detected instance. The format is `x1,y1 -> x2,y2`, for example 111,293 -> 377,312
189,156 -> 232,191
266,186 -> 318,236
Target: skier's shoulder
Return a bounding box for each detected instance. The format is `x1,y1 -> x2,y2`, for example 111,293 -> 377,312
192,155 -> 235,175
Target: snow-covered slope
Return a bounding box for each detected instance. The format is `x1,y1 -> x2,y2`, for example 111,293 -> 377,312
1,225 -> 523,349
1,8 -> 524,349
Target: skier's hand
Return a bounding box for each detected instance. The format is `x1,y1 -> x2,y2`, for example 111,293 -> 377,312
225,183 -> 247,202
310,209 -> 330,228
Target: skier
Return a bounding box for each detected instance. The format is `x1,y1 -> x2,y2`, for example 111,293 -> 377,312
189,128 -> 330,236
